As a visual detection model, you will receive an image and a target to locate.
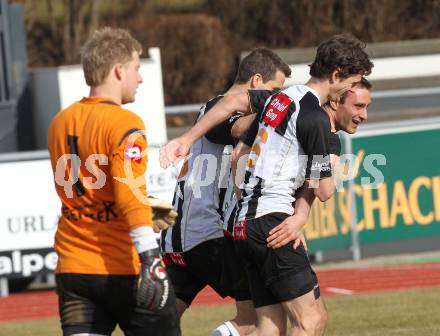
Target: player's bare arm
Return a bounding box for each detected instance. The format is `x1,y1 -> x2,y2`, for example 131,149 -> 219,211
309,149 -> 340,202
231,114 -> 256,139
160,92 -> 250,168
313,176 -> 336,202
267,150 -> 341,249
267,181 -> 315,249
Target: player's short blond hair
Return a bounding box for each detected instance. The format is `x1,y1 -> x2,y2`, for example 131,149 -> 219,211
81,27 -> 142,86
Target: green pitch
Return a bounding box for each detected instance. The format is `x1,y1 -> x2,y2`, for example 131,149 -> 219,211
0,287 -> 439,336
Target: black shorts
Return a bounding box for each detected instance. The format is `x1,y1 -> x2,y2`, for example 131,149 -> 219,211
56,273 -> 180,336
163,236 -> 251,306
234,212 -> 320,308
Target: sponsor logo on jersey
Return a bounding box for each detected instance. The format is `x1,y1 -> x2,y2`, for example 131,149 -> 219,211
125,143 -> 142,163
262,93 -> 293,128
311,160 -> 331,172
233,219 -> 247,240
164,253 -> 187,267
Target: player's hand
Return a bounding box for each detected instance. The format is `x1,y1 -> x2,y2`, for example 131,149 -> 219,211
137,248 -> 170,311
149,197 -> 178,233
159,136 -> 191,168
266,214 -> 307,249
293,231 -> 308,251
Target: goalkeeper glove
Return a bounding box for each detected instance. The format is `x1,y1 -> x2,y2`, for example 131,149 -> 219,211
136,247 -> 170,311
148,196 -> 178,233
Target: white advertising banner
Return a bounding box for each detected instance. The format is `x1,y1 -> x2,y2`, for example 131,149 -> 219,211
0,148 -> 179,254
0,159 -> 59,252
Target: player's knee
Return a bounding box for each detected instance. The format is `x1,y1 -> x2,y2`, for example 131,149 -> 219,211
297,309 -> 327,336
315,300 -> 328,335
315,308 -> 328,335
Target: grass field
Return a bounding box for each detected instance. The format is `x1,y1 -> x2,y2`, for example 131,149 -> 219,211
1,287 -> 439,336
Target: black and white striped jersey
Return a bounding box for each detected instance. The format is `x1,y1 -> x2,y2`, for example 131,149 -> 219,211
237,85 -> 333,221
220,90 -> 277,234
161,96 -> 243,253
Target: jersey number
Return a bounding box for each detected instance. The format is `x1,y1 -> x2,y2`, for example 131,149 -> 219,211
247,128 -> 268,168
67,135 -> 85,197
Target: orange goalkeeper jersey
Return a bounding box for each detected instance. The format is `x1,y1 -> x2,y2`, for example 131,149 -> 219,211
48,96 -> 153,275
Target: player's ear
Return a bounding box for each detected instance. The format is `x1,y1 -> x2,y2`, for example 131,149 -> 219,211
114,63 -> 124,80
329,69 -> 340,84
250,73 -> 263,88
329,98 -> 339,110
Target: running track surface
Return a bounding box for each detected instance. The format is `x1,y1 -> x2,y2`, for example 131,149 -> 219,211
1,263 -> 440,322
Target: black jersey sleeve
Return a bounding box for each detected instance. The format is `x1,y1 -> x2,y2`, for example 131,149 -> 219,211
201,95 -> 240,145
248,89 -> 278,115
205,111 -> 244,145
296,105 -> 332,179
329,132 -> 341,155
239,89 -> 279,146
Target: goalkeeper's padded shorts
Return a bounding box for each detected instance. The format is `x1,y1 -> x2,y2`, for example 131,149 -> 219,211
56,273 -> 181,336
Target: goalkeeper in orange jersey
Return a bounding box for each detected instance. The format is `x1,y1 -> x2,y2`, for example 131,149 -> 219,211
48,27 -> 180,336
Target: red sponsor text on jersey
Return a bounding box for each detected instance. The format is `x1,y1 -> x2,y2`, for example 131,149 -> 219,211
166,253 -> 188,267
262,93 -> 292,128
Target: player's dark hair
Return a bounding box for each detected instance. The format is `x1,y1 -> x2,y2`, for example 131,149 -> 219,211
309,34 -> 373,79
340,77 -> 372,104
235,47 -> 291,84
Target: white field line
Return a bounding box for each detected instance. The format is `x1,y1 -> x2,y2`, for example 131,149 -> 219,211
326,287 -> 355,295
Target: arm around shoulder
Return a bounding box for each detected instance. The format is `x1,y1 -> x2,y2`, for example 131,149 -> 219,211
313,176 -> 335,202
160,92 -> 250,167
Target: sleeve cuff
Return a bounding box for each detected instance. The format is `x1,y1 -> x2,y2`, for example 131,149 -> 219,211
129,226 -> 159,254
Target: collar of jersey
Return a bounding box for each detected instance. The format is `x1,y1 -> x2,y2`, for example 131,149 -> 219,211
303,85 -> 321,106
80,96 -> 119,105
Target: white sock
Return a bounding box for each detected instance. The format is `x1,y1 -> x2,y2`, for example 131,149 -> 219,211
210,321 -> 240,336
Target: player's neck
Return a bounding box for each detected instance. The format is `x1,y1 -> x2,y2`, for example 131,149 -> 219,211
89,83 -> 122,105
323,106 -> 337,132
224,83 -> 251,95
305,77 -> 330,106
